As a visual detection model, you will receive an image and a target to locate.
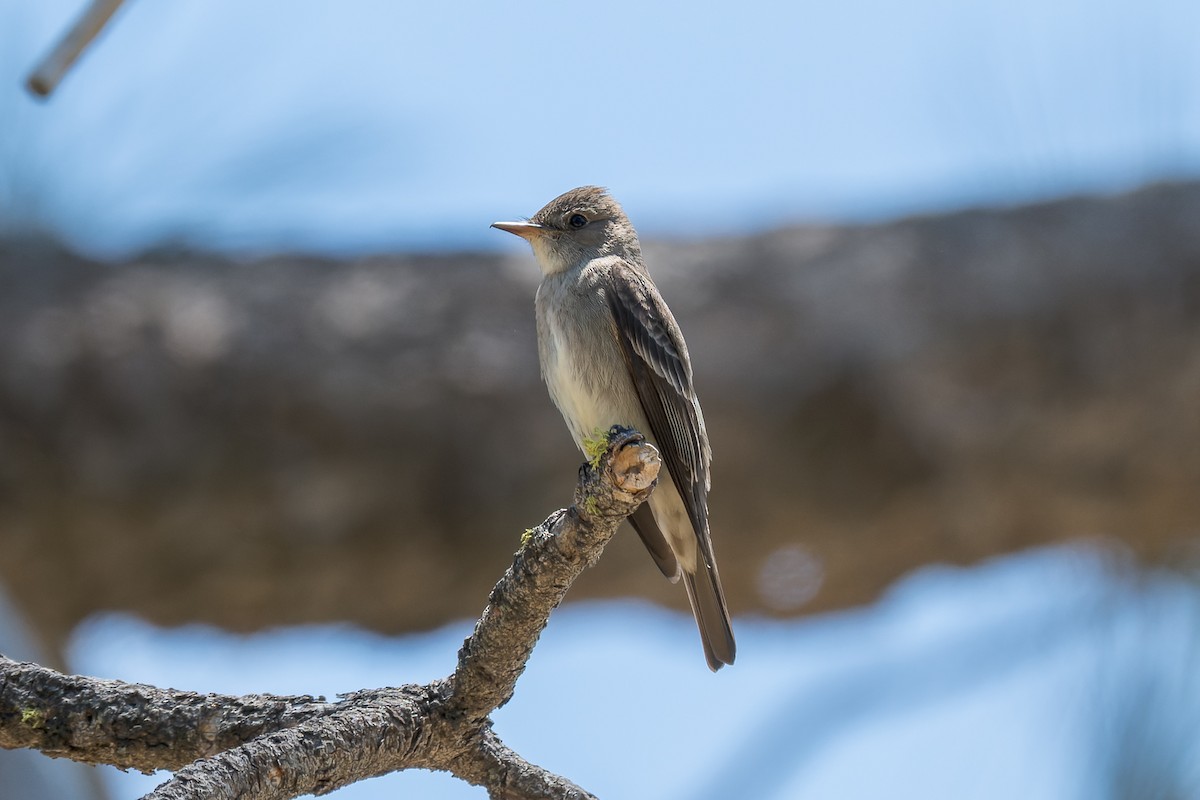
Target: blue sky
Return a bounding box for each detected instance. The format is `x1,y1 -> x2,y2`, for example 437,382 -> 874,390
2,0 -> 1200,256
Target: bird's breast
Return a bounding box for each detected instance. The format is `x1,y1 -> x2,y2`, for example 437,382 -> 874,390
536,276 -> 642,449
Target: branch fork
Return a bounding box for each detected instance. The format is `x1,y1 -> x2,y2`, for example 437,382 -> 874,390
1,427 -> 660,799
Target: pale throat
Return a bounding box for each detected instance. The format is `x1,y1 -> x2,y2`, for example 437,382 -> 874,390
530,236 -> 572,276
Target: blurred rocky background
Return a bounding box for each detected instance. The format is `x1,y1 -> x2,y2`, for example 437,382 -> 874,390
2,182 -> 1197,655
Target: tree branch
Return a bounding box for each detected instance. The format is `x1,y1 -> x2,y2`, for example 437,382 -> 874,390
0,656 -> 332,771
25,0 -> 128,98
450,426 -> 659,719
142,685 -> 445,800
456,728 -> 595,800
0,426 -> 659,799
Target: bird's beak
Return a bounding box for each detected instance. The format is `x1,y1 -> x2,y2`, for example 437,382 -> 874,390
491,220 -> 549,240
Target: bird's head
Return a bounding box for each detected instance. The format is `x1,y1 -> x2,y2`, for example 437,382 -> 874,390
492,186 -> 642,275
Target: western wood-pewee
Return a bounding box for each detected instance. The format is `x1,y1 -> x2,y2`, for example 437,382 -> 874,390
493,186 -> 736,671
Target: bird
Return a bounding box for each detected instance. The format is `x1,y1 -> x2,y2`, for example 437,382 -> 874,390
492,186 -> 735,671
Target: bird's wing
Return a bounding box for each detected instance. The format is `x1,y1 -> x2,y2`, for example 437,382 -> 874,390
606,262 -> 712,541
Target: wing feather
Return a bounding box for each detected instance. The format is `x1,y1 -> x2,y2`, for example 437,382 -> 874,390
605,264 -> 711,541
606,261 -> 735,670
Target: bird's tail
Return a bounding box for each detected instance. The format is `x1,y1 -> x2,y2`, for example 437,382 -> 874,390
683,558 -> 736,671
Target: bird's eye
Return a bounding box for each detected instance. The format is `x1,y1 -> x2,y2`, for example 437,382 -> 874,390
568,213 -> 587,229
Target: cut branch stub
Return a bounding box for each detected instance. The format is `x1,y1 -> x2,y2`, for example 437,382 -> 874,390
577,425 -> 661,518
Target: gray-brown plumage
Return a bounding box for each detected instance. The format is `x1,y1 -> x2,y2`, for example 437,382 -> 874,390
492,186 -> 736,671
